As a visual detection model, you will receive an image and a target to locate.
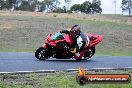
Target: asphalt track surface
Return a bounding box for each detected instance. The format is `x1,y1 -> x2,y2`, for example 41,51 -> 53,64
0,52 -> 132,72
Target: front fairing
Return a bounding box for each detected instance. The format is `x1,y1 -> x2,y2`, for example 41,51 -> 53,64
44,32 -> 65,47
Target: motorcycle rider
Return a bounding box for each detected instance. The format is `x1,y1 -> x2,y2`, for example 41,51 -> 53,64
60,25 -> 89,53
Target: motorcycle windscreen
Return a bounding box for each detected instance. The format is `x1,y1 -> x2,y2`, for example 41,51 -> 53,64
51,32 -> 64,40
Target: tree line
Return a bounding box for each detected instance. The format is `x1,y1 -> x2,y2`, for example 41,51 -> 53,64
0,0 -> 132,16
71,0 -> 102,14
0,0 -> 102,14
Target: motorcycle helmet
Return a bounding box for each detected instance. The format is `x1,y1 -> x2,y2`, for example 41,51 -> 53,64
70,25 -> 81,39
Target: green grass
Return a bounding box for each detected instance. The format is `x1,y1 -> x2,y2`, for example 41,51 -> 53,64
0,70 -> 132,88
0,12 -> 132,56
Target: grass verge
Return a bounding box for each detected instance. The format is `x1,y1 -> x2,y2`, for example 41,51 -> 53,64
0,70 -> 132,88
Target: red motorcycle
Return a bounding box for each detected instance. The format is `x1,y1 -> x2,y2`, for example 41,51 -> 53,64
35,32 -> 102,61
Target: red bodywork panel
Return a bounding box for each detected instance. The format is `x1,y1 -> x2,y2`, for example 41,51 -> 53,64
42,43 -> 47,48
87,33 -> 103,48
63,34 -> 73,45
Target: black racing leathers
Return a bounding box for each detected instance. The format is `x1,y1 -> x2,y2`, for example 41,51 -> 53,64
60,30 -> 79,51
60,30 -> 80,52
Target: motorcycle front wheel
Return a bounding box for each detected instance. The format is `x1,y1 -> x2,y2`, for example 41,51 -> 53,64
35,47 -> 48,60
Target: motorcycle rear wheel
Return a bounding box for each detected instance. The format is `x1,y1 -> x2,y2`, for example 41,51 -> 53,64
83,47 -> 95,59
35,47 -> 48,60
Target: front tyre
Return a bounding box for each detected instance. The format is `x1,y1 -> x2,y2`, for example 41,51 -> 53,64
35,47 -> 48,60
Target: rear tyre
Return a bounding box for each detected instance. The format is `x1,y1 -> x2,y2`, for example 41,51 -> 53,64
83,47 -> 95,60
35,47 -> 48,60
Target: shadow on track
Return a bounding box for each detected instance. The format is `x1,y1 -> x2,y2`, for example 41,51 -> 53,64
36,59 -> 95,63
